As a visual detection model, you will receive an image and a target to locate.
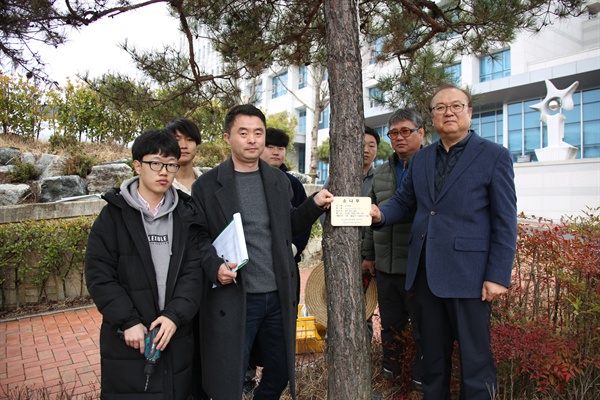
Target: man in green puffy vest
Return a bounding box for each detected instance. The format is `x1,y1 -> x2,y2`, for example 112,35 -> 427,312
362,108 -> 424,388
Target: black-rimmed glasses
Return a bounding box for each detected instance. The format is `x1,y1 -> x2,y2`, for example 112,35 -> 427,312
140,161 -> 180,173
430,103 -> 468,115
387,127 -> 420,139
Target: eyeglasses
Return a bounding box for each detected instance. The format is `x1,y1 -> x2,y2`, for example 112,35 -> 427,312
430,103 -> 468,115
140,161 -> 180,173
387,127 -> 420,138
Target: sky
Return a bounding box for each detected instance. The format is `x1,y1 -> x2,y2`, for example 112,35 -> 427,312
36,4 -> 182,86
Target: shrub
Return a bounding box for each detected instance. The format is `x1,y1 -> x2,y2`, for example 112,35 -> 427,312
63,153 -> 97,177
8,159 -> 37,182
0,216 -> 94,307
493,207 -> 600,399
48,133 -> 79,152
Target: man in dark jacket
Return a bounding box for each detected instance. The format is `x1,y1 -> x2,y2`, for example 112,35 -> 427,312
362,108 -> 425,386
85,129 -> 203,399
239,127 -> 311,392
192,104 -> 333,400
371,84 -> 517,399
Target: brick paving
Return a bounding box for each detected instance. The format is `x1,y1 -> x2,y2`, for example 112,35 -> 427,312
0,307 -> 102,397
0,266 -> 318,396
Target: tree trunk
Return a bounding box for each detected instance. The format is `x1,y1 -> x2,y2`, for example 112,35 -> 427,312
322,0 -> 371,399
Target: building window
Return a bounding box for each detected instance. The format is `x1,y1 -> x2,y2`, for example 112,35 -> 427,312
369,37 -> 385,64
298,66 -> 307,89
580,88 -> 600,158
445,63 -> 462,86
480,49 -> 511,82
317,160 -> 329,185
296,143 -> 306,173
272,72 -> 288,98
251,81 -> 263,105
374,125 -> 389,143
369,87 -> 383,108
298,109 -> 307,134
471,109 -> 503,145
319,105 -> 330,130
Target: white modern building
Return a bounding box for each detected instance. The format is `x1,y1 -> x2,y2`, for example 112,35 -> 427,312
197,4 -> 600,219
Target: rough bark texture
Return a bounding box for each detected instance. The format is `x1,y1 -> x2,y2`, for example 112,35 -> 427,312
322,0 -> 372,398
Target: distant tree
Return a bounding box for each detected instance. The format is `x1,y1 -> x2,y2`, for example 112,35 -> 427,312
47,79 -> 106,142
377,139 -> 393,161
0,73 -> 46,139
266,111 -> 298,144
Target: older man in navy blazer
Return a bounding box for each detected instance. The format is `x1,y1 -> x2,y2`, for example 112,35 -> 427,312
371,83 -> 517,400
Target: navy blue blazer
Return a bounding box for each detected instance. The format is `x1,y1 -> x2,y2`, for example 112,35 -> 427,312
378,133 -> 517,298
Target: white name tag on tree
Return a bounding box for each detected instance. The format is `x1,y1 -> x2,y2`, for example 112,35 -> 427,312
330,197 -> 372,226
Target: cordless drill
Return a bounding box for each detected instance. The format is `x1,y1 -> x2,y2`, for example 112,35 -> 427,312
143,326 -> 161,392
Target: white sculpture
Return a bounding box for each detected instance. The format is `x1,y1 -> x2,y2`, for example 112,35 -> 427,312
530,80 -> 579,162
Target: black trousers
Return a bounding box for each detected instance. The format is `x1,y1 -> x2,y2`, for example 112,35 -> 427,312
376,270 -> 423,381
413,263 -> 496,400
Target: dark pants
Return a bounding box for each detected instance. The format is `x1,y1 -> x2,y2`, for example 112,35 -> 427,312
377,271 -> 423,380
413,264 -> 496,400
244,291 -> 289,399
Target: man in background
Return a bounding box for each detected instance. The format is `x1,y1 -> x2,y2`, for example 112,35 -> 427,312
362,108 -> 424,388
165,117 -> 202,195
261,127 -> 310,276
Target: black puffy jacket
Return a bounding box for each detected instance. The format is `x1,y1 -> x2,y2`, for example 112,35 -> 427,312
85,187 -> 202,400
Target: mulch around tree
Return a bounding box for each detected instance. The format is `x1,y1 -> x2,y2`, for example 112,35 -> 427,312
0,295 -> 95,320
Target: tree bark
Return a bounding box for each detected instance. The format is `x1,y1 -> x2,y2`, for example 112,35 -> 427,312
322,0 -> 371,398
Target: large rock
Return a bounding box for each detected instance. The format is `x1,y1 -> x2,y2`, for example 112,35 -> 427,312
38,175 -> 87,203
0,184 -> 30,205
0,147 -> 21,165
21,153 -> 67,179
86,163 -> 132,194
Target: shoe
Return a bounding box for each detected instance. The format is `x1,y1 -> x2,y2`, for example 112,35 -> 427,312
382,368 -> 394,381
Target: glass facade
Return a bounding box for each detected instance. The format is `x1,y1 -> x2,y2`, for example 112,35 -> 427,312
272,72 -> 288,98
370,37 -> 384,64
298,66 -> 307,89
445,63 -> 462,86
480,49 -> 511,82
319,105 -> 330,129
317,160 -> 329,184
472,109 -> 503,145
505,88 -> 600,161
252,81 -> 263,105
296,143 -> 306,173
369,87 -> 383,108
298,109 -> 307,134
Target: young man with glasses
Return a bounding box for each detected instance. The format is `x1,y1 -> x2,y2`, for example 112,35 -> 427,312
362,108 -> 425,390
371,84 -> 517,399
86,129 -> 204,399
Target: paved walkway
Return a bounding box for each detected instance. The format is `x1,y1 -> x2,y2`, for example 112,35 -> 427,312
0,267 -> 317,397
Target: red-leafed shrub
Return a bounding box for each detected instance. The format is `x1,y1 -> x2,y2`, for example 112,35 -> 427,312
492,206 -> 600,399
